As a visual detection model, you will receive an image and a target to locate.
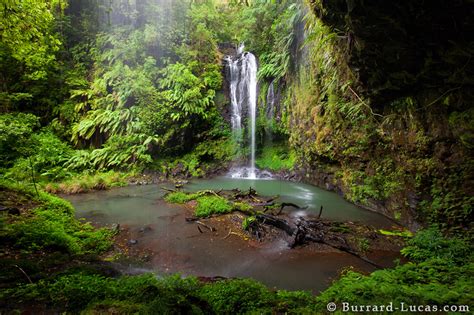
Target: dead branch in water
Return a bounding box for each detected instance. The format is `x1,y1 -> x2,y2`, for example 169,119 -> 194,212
196,220 -> 216,232
161,187 -> 177,193
223,229 -> 239,239
256,215 -> 382,268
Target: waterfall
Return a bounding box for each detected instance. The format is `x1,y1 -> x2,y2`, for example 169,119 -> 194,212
266,80 -> 275,135
227,56 -> 242,140
227,45 -> 268,179
246,52 -> 258,179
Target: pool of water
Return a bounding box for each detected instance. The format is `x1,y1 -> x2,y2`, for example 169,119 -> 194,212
185,177 -> 392,227
66,179 -> 398,292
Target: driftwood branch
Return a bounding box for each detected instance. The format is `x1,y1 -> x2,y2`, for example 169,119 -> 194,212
14,265 -> 32,284
223,229 -> 239,239
196,220 -> 216,232
256,214 -> 295,235
257,215 -> 383,268
317,205 -> 324,219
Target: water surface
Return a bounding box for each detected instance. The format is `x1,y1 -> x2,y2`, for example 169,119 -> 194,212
67,180 -> 397,292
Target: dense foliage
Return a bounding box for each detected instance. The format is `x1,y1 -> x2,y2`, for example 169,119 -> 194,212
1,0 -> 473,313
317,228 -> 473,310
1,0 -> 237,187
0,180 -> 112,255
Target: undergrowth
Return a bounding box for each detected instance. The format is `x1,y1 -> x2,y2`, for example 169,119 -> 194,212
0,180 -> 113,255
42,171 -> 130,194
314,228 -> 474,311
256,143 -> 296,172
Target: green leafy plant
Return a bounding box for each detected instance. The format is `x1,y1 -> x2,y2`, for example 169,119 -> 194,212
242,216 -> 256,230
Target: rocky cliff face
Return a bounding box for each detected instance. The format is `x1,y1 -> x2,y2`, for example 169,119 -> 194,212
289,0 -> 473,230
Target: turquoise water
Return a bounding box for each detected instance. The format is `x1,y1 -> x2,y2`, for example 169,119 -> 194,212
67,179 -> 397,292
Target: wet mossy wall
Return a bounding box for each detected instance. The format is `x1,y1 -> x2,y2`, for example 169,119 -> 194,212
288,0 -> 474,230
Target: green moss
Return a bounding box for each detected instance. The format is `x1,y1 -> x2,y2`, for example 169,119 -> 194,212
379,229 -> 413,238
256,143 -> 296,171
195,196 -> 232,218
233,201 -> 253,212
1,272 -> 319,314
356,237 -> 370,252
0,180 -> 112,255
164,191 -> 193,204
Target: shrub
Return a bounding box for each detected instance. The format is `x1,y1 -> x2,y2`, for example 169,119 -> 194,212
400,227 -> 471,265
5,130 -> 74,182
314,228 -> 474,310
199,279 -> 274,314
0,113 -> 39,168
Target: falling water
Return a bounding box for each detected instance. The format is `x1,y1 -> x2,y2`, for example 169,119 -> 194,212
227,45 -> 268,179
266,80 -> 275,138
246,52 -> 258,179
266,80 -> 275,120
227,56 -> 242,140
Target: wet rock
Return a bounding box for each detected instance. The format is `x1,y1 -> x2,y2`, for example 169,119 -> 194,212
139,226 -> 153,234
110,223 -> 120,234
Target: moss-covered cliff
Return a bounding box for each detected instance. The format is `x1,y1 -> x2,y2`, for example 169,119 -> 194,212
287,0 -> 473,231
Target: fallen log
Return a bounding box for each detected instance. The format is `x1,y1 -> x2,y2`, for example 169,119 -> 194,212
185,217 -> 200,222
234,187 -> 258,200
266,196 -> 280,203
314,236 -> 382,268
256,214 -> 295,235
289,218 -> 382,268
257,215 -> 383,268
251,202 -> 275,207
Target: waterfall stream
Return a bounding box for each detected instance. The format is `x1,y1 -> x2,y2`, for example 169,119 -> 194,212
227,45 -> 269,179
266,80 -> 275,141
